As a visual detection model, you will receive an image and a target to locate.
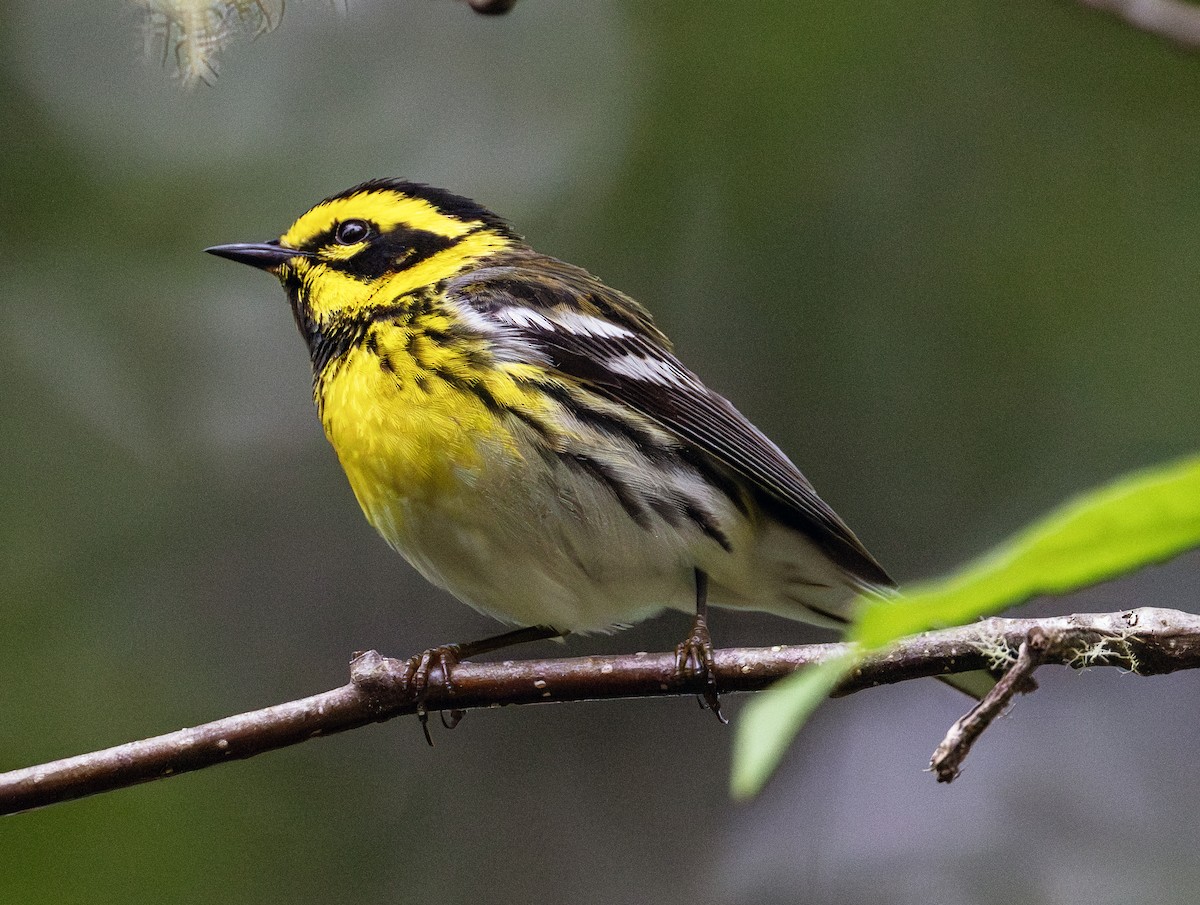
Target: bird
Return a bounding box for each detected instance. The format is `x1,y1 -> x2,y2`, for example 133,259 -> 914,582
207,179 -> 989,728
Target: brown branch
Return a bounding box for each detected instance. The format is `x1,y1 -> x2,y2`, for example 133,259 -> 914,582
1075,0 -> 1200,48
465,0 -> 518,14
2,607 -> 1199,816
930,626 -> 1051,782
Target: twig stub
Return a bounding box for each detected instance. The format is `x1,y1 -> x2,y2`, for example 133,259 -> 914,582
930,627 -> 1055,783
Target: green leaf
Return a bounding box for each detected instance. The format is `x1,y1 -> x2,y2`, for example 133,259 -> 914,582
730,653 -> 856,801
731,454 -> 1200,800
852,454 -> 1200,648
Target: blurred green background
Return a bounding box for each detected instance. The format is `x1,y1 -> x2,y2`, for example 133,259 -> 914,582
4,1 -> 1200,902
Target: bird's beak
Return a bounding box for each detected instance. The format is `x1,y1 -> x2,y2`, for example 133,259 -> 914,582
205,241 -> 307,272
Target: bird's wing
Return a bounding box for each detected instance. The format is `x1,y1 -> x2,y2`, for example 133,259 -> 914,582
451,260 -> 893,589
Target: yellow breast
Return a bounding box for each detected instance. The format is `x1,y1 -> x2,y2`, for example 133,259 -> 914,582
314,322 -> 555,548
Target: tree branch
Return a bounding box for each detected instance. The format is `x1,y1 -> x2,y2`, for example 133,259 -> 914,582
465,0 -> 519,13
2,607 -> 1198,816
930,626 -> 1050,782
1075,0 -> 1200,49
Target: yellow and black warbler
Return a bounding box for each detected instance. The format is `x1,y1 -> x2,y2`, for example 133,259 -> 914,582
207,179 -> 977,713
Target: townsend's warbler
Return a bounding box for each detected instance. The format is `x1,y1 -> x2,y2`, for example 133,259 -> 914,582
207,179 -> 989,718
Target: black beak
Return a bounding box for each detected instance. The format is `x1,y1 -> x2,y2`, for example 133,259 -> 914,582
205,241 -> 307,271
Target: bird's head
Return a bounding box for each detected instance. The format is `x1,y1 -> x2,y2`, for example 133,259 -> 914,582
206,179 -> 519,334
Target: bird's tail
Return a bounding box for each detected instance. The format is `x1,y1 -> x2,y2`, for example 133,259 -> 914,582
938,670 -> 997,700
843,580 -> 998,701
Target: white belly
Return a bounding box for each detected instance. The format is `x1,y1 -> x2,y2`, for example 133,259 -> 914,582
355,420 -> 858,634
362,438 -> 702,632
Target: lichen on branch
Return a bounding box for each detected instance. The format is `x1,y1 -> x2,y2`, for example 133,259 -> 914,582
137,0 -> 284,87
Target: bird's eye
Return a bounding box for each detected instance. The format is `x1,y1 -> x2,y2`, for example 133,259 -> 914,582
335,219 -> 371,245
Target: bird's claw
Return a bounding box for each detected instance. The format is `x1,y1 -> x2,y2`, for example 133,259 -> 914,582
674,619 -> 727,725
404,644 -> 465,745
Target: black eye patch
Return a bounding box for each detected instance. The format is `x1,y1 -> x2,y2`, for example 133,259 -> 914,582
334,225 -> 459,281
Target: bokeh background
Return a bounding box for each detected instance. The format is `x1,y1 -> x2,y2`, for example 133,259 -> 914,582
4,1 -> 1200,902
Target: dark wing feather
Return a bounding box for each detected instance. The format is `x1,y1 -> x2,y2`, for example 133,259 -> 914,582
452,257 -> 894,590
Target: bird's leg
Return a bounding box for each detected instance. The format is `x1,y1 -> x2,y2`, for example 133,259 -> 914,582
674,568 -> 727,724
406,624 -> 565,744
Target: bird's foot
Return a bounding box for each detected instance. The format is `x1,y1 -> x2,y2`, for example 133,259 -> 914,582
674,616 -> 727,725
398,626 -> 565,745
404,644 -> 466,745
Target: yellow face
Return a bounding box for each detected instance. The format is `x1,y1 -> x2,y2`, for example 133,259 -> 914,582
212,180 -> 519,331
